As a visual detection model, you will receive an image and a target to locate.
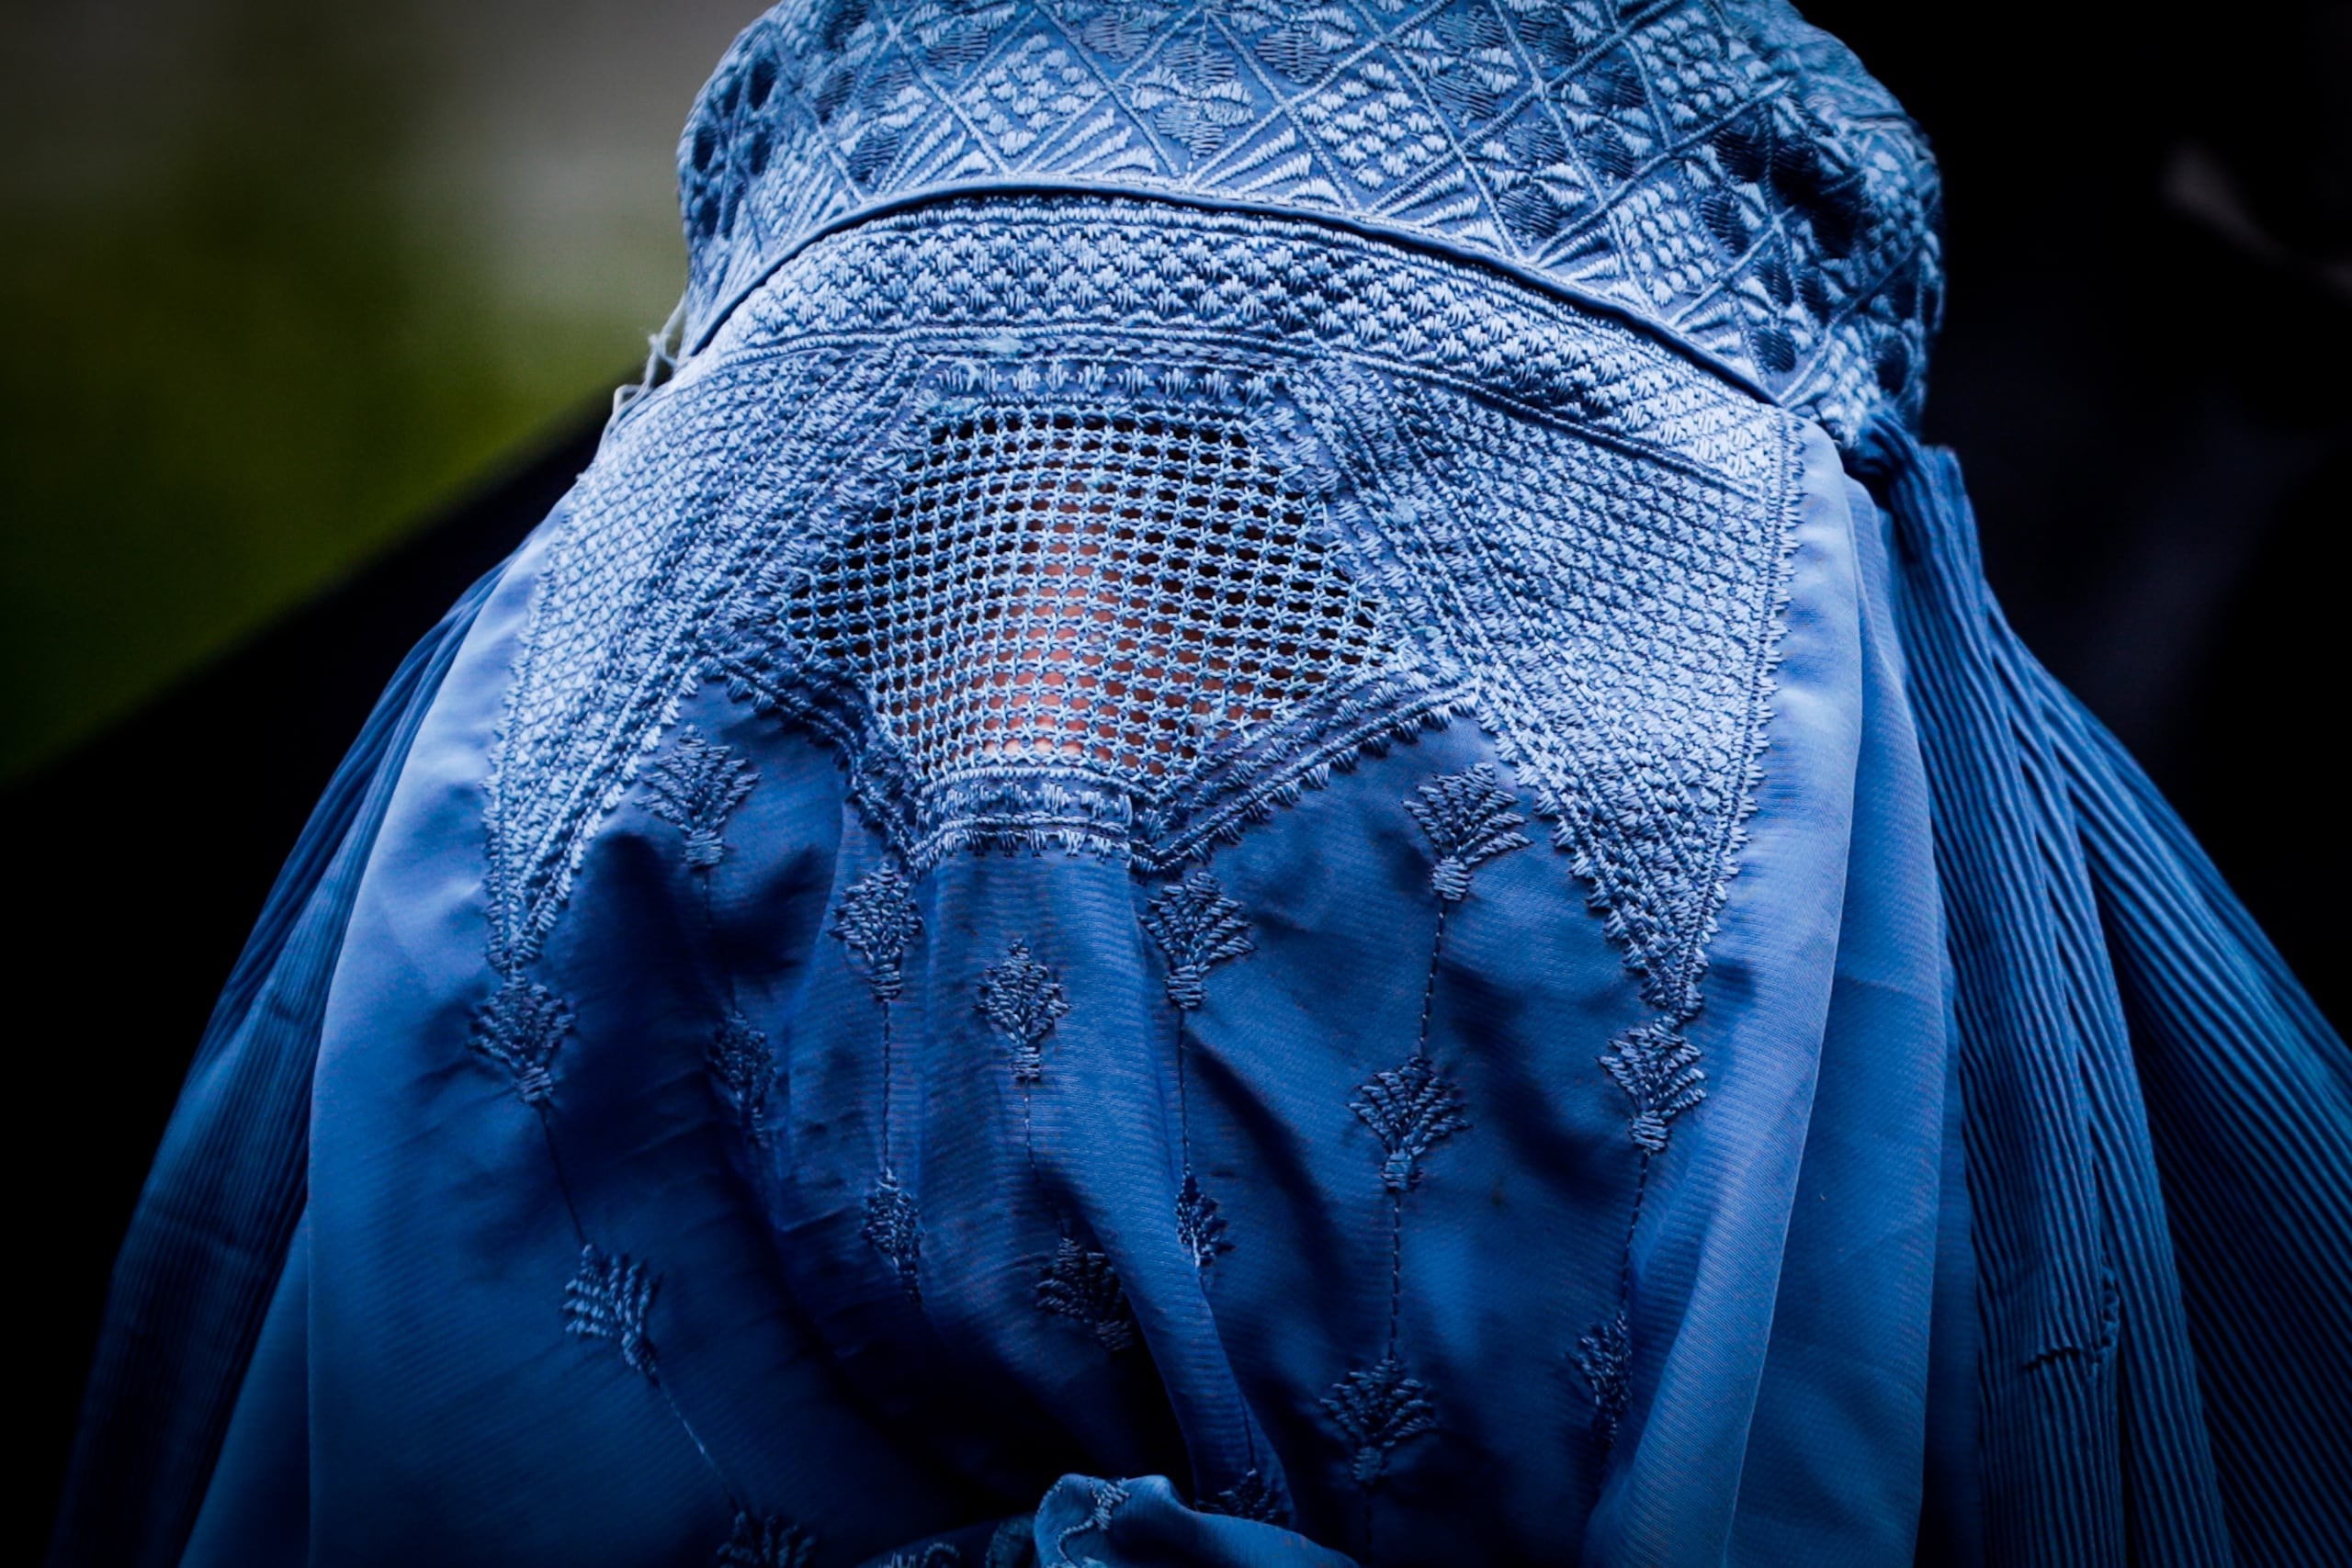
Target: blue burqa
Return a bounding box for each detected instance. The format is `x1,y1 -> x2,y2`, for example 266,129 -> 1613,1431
53,4 -> 2348,1565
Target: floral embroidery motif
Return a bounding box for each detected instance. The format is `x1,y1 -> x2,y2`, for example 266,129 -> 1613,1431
563,1244 -> 660,1378
1578,1021 -> 1703,1448
472,791 -> 771,1547
833,857 -> 929,1303
652,727 -> 781,1226
1407,762 -> 1531,902
1200,1467 -> 1285,1522
1576,1308 -> 1632,1444
863,1174 -> 924,1303
1036,1234 -> 1137,1352
975,940 -> 1119,1346
879,1546 -> 963,1568
831,863 -> 922,1000
1396,5 -> 1518,118
910,0 -> 1019,70
1146,870 -> 1253,1270
1600,1021 -> 1707,1154
980,941 -> 1069,1085
1131,37 -> 1255,157
1175,1171 -> 1231,1270
1144,870 -> 1255,1010
1351,1055 -> 1470,1194
470,976 -> 574,1105
1250,4 -> 1358,85
1044,1477 -> 1129,1567
1319,768 -> 1526,1529
708,1010 -> 775,1144
644,727 -> 760,869
1051,0 -> 1182,62
716,1511 -> 818,1568
485,707 -> 795,1549
1322,1355 -> 1439,1485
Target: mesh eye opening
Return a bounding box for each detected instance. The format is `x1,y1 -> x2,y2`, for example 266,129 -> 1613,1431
786,407 -> 1387,784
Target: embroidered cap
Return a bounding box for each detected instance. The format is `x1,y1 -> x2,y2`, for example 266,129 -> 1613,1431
673,0 -> 1942,443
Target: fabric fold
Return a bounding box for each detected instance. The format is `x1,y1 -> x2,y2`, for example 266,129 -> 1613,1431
51,563 -> 506,1568
1862,419 -> 2346,1564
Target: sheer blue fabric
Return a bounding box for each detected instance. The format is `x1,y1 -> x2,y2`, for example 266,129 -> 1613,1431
53,5 -> 2346,1566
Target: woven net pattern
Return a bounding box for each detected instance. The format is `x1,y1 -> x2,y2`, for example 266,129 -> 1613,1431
783,407 -> 1388,784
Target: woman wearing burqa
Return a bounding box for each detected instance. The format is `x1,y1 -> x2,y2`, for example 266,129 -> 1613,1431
53,3 -> 2348,1564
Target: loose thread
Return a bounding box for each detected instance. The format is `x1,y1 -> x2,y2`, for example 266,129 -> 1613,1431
878,996 -> 897,1179
1386,1190 -> 1406,1357
537,1107 -> 588,1250
658,1377 -> 743,1515
1414,902 -> 1449,1062
1173,1010 -> 1192,1154
537,1053 -> 758,1525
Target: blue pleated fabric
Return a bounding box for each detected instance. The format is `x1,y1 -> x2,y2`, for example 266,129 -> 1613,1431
1859,423 -> 2351,1566
51,6 -> 2346,1566
51,568 -> 500,1568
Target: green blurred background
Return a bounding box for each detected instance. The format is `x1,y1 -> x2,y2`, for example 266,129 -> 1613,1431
0,0 -> 760,779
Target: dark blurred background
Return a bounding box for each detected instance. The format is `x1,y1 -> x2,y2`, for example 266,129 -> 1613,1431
10,0 -> 2346,1552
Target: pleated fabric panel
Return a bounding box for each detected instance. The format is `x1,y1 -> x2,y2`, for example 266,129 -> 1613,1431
1865,421 -> 2348,1567
2039,669 -> 2352,1562
48,562 -> 512,1568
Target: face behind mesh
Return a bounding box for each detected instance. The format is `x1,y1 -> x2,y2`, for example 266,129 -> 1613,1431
785,407 -> 1389,787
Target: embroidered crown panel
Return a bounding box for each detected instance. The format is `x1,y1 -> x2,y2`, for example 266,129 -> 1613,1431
484,201 -> 1796,988
679,0 -> 1939,442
